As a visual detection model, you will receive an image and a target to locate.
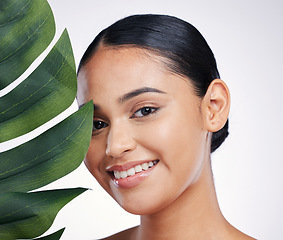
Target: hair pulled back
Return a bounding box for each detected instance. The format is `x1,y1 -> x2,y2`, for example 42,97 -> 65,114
78,14 -> 229,152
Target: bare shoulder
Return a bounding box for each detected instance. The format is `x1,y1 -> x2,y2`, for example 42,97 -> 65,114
244,234 -> 257,240
241,234 -> 257,240
99,226 -> 138,240
232,227 -> 257,240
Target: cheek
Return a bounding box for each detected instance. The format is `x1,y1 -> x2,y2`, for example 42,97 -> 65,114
137,106 -> 204,161
84,138 -> 107,183
135,106 -> 206,186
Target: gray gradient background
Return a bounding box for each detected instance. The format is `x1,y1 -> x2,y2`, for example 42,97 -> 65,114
1,0 -> 282,239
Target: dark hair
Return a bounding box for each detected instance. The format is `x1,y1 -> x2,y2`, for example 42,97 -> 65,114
78,14 -> 229,152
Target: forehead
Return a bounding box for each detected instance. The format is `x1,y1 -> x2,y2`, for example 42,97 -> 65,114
81,47 -> 166,80
77,48 -> 162,100
76,47 -> 192,105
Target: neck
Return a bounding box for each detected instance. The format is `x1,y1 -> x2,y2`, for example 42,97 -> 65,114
134,157 -> 234,240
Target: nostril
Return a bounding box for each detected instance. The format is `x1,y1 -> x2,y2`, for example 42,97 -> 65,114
106,128 -> 136,158
105,144 -> 134,158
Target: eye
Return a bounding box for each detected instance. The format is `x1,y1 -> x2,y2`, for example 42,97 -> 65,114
131,106 -> 158,118
93,120 -> 108,132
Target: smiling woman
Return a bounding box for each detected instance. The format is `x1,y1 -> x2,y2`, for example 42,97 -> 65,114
76,14 -> 255,239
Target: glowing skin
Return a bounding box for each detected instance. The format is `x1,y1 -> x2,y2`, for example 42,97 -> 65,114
78,47 -> 207,213
77,47 -> 254,240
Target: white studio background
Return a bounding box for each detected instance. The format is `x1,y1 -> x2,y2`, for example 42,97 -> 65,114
1,0 -> 282,239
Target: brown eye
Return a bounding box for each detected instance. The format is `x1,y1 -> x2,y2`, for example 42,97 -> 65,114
141,107 -> 153,116
132,107 -> 158,118
93,120 -> 108,131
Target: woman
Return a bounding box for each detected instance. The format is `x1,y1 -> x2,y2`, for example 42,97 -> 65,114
76,14 -> 255,239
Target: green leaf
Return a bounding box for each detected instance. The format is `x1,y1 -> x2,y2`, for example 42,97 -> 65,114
33,228 -> 65,240
0,102 -> 93,193
0,0 -> 55,90
0,189 -> 86,240
0,29 -> 77,143
0,0 -> 94,239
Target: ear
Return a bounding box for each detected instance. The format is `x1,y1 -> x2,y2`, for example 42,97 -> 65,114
201,79 -> 230,132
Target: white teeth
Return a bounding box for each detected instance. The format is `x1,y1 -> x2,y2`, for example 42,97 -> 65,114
114,171 -> 121,179
141,162 -> 149,170
127,167 -> 135,176
120,171 -> 127,179
134,165 -> 142,173
113,160 -> 159,179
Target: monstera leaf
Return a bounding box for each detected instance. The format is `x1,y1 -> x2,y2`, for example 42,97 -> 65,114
0,0 -> 93,239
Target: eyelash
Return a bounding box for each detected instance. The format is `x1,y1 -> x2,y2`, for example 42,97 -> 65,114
131,106 -> 159,118
92,121 -> 108,134
92,106 -> 159,134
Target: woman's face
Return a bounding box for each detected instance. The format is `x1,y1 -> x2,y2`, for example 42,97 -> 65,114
77,47 -> 209,215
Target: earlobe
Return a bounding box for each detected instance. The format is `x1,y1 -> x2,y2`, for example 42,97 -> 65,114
202,79 -> 230,132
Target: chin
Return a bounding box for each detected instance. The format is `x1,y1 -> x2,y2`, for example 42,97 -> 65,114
120,203 -> 160,215
112,192 -> 171,216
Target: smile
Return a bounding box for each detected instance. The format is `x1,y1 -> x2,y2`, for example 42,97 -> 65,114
113,160 -> 159,179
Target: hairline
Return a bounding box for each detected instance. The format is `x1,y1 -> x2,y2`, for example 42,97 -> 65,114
77,42 -> 201,98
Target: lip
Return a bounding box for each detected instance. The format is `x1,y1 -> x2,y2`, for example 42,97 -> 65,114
106,159 -> 157,172
106,160 -> 159,189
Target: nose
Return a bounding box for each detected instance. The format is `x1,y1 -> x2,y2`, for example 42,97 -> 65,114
105,122 -> 136,158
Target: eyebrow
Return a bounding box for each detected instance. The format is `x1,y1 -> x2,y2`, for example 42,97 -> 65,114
118,87 -> 166,103
78,87 -> 166,110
